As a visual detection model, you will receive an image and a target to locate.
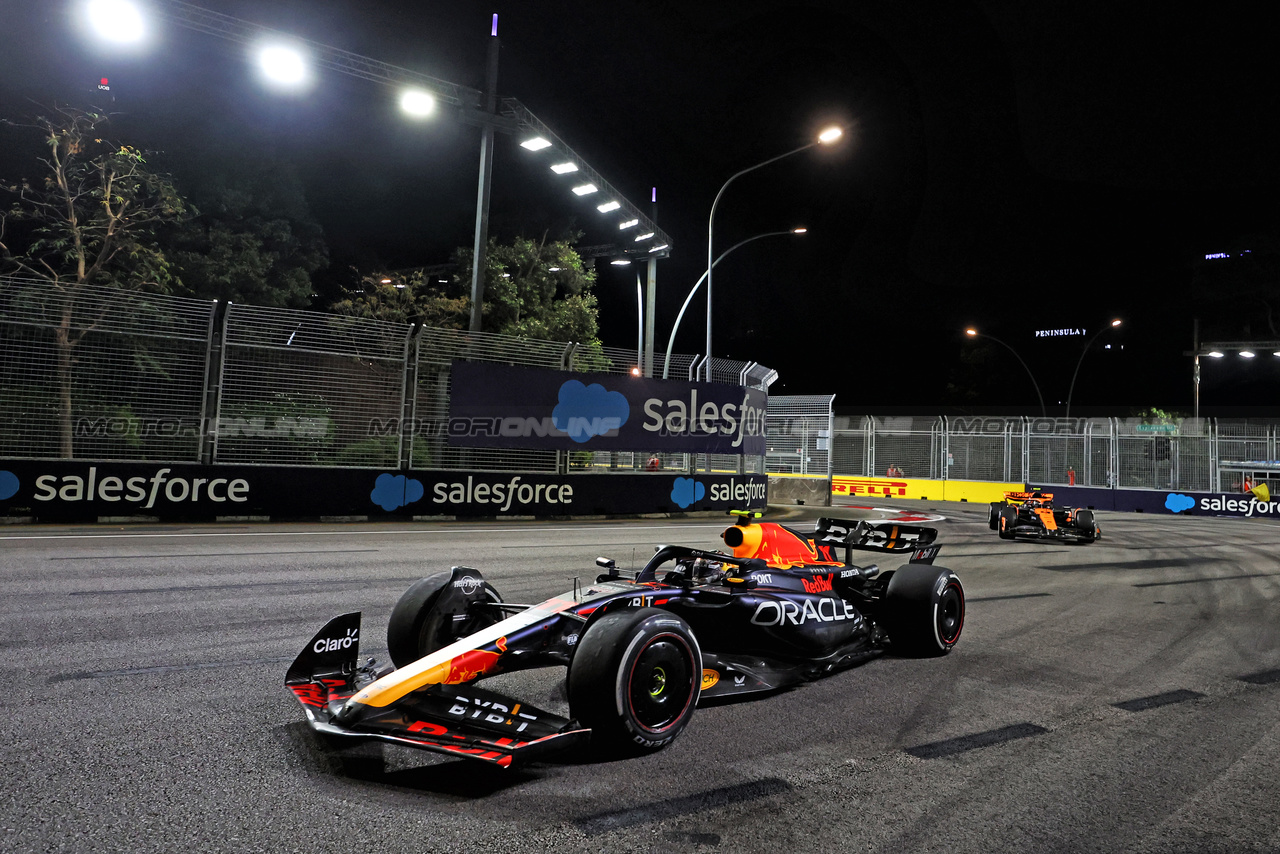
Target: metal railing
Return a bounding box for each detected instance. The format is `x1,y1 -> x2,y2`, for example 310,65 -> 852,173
0,278 -> 772,472
770,413 -> 1280,493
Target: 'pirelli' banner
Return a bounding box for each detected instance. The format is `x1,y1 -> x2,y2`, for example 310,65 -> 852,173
447,362 -> 767,455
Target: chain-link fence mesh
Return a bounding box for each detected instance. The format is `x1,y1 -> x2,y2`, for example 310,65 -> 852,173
0,279 -> 214,462
766,396 -> 835,476
1,279 -> 771,473
804,414 -> 1278,492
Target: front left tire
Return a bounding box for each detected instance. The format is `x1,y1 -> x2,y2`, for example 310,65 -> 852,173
568,608 -> 702,754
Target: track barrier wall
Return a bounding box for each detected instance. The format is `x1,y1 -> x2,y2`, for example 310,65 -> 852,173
0,459 -> 767,522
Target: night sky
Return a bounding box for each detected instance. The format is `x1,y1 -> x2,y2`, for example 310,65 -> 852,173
3,0 -> 1279,412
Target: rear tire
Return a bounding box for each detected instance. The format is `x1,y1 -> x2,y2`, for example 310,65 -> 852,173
988,502 -> 1003,530
386,572 -> 504,668
998,506 -> 1018,539
568,608 -> 701,754
882,565 -> 965,656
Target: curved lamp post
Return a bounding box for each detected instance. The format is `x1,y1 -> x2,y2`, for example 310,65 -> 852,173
1064,319 -> 1122,417
703,126 -> 842,380
664,228 -> 807,379
965,328 -> 1046,417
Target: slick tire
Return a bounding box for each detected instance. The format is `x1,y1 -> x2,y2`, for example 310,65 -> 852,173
998,505 -> 1018,539
988,502 -> 1003,530
882,565 -> 965,657
1074,509 -> 1099,541
568,608 -> 701,755
386,572 -> 503,669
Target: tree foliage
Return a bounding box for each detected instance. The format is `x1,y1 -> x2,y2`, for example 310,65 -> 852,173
164,156 -> 328,308
0,106 -> 187,290
333,234 -> 601,346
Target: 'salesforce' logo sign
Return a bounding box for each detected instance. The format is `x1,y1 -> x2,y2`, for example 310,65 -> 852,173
449,377 -> 766,448
30,466 -> 250,509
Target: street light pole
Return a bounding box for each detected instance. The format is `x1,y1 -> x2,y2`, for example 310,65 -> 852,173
665,228 -> 806,379
704,127 -> 841,381
965,328 -> 1046,417
468,16 -> 500,332
1064,319 -> 1122,417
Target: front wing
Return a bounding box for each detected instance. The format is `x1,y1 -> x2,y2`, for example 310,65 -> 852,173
286,612 -> 589,767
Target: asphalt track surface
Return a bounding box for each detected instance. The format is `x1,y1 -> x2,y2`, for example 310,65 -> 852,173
2,503 -> 1279,853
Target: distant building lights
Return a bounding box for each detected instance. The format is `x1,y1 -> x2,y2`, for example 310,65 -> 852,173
399,89 -> 436,117
551,162 -> 579,174
596,200 -> 621,213
618,219 -> 640,230
572,183 -> 598,196
1205,252 -> 1229,260
548,266 -> 561,272
520,137 -> 552,151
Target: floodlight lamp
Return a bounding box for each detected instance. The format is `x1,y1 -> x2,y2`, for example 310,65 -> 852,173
634,232 -> 655,242
597,201 -> 621,213
1208,351 -> 1224,358
1110,319 -> 1122,327
817,126 -> 843,144
380,278 -> 392,284
520,137 -> 552,151
1241,350 -> 1256,358
630,366 -> 641,376
648,244 -> 669,253
548,267 -> 561,272
399,89 -> 436,118
610,259 -> 631,266
965,328 -> 978,336
257,43 -> 310,89
792,227 -> 808,234
551,162 -> 578,174
85,0 -> 146,44
572,183 -> 598,196
618,219 -> 640,230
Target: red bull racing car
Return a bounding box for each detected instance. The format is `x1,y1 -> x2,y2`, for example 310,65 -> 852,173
988,491 -> 1101,543
286,512 -> 965,767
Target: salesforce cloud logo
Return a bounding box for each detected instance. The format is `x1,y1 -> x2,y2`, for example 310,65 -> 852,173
371,473 -> 425,511
671,477 -> 705,509
552,380 -> 629,443
0,470 -> 18,501
1165,493 -> 1196,513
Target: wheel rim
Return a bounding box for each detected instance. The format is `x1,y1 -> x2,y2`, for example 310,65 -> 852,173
628,635 -> 695,732
936,581 -> 965,645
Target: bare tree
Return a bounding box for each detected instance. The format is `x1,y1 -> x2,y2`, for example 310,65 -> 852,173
1,106 -> 187,456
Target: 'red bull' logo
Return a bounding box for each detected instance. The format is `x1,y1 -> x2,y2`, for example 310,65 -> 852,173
443,648 -> 501,683
802,574 -> 834,593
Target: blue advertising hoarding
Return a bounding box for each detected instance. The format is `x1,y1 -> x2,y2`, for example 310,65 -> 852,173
446,361 -> 768,455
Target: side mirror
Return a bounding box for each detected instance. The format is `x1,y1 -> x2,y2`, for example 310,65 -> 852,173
595,556 -> 619,579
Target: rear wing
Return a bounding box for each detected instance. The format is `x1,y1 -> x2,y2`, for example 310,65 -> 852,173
1004,491 -> 1052,503
814,517 -> 940,565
